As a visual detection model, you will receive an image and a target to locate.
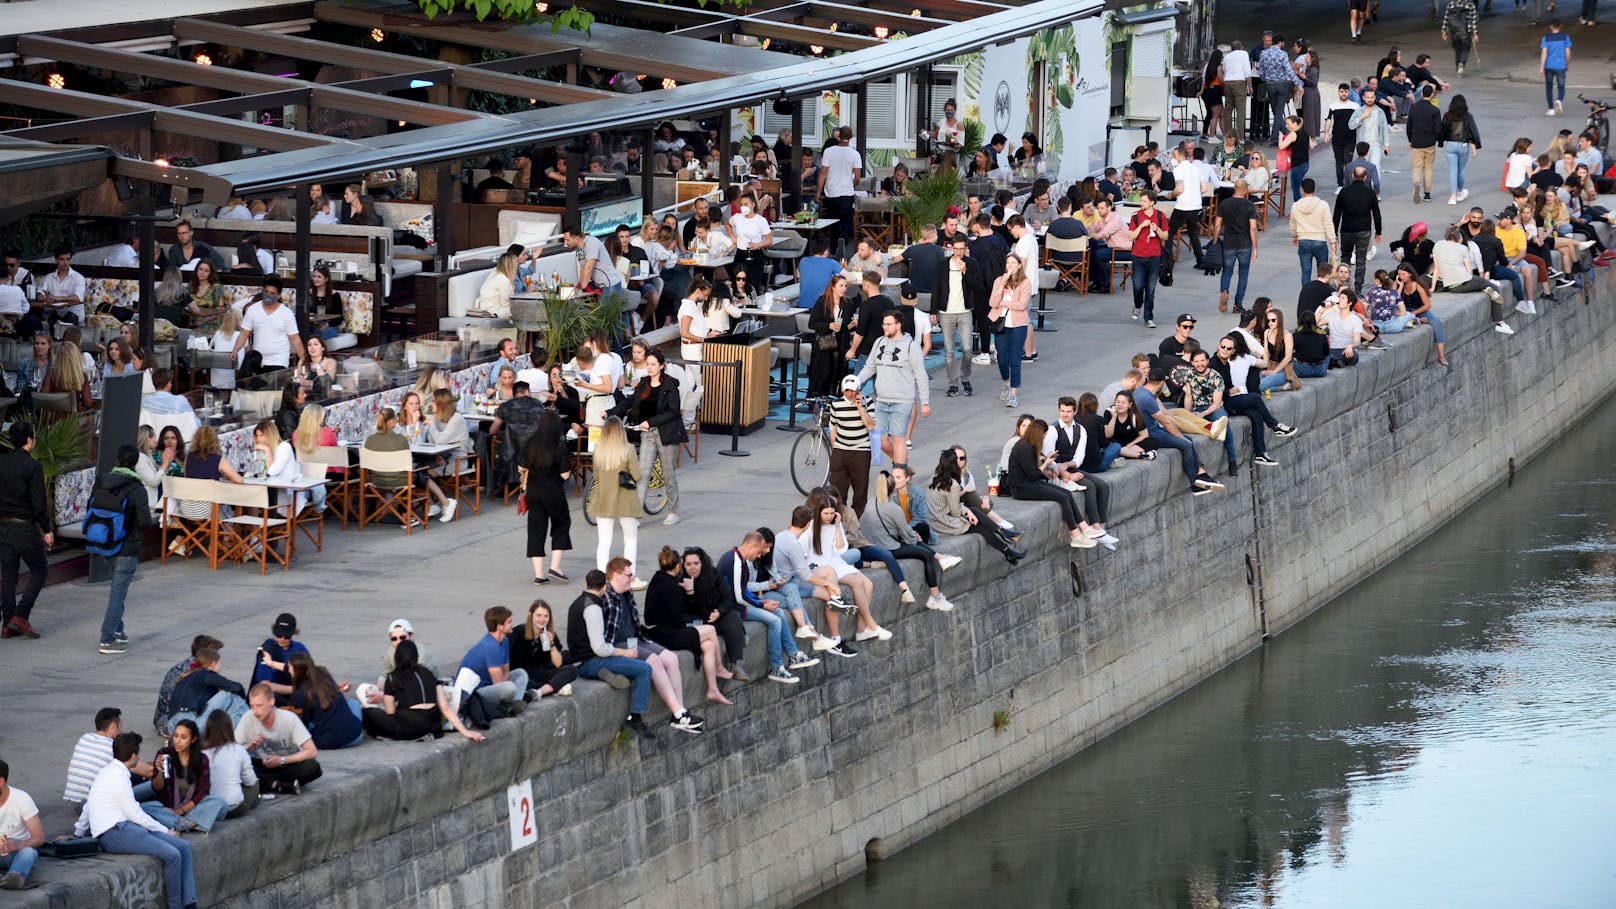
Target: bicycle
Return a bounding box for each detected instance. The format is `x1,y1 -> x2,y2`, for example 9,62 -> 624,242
789,396 -> 835,496
1578,95 -> 1611,157
581,455 -> 668,526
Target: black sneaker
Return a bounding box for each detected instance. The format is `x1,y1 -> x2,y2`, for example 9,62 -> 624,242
826,641 -> 859,658
946,385 -> 959,397
114,632 -> 128,644
1273,423 -> 1298,437
670,712 -> 704,733
1253,453 -> 1279,466
533,576 -> 549,586
962,381 -> 974,396
1193,474 -> 1225,490
1023,352 -> 1039,362
1191,486 -> 1216,496
98,641 -> 127,655
624,714 -> 655,740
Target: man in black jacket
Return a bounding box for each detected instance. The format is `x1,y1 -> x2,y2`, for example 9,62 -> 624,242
609,351 -> 687,527
92,445 -> 153,654
1406,84 -> 1442,203
932,236 -> 982,397
967,215 -> 1008,358
0,423 -> 48,640
1332,167 -> 1383,291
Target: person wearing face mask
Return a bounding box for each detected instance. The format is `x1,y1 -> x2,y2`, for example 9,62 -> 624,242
728,193 -> 773,294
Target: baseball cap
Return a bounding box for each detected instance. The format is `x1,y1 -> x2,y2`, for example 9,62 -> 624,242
840,375 -> 860,390
271,612 -> 299,637
1175,313 -> 1197,325
389,618 -> 414,635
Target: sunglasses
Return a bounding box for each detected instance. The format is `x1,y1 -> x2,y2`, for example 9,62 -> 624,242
389,635 -> 407,643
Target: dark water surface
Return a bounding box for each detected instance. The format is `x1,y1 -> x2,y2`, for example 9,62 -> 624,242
803,403 -> 1616,909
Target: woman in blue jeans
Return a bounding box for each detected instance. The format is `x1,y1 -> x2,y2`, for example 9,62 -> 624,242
142,719 -> 230,833
990,254 -> 1032,409
1396,263 -> 1448,366
1291,311 -> 1332,378
1440,94 -> 1482,203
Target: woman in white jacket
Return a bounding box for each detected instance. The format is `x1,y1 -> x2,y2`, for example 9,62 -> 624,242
799,488 -> 885,652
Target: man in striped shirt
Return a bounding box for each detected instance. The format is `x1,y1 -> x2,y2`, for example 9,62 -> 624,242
63,708 -> 152,805
826,376 -> 875,515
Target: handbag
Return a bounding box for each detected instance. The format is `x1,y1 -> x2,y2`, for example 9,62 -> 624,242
1276,144 -> 1292,173
616,469 -> 637,490
815,332 -> 839,351
41,836 -> 101,858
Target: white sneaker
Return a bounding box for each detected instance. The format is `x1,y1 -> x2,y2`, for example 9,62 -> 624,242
427,503 -> 442,517
558,683 -> 573,697
1083,526 -> 1106,539
855,626 -> 893,642
1447,195 -> 1458,205
813,634 -> 839,651
997,519 -> 1015,530
973,353 -> 992,365
1457,188 -> 1469,202
900,588 -> 916,604
796,624 -> 818,639
937,554 -> 964,571
1514,299 -> 1535,315
1070,534 -> 1097,549
1547,108 -> 1558,116
1555,99 -> 1564,114
439,500 -> 457,523
925,595 -> 954,612
1495,322 -> 1515,335
662,513 -> 680,526
1099,533 -> 1119,548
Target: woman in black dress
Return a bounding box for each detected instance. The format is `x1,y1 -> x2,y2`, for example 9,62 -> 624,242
519,408 -> 573,585
642,547 -> 734,704
806,274 -> 849,399
684,546 -> 748,678
1201,49 -> 1225,140
509,600 -> 578,698
361,640 -> 485,743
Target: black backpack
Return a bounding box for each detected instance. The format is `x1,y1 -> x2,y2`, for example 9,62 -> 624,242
458,691 -> 494,730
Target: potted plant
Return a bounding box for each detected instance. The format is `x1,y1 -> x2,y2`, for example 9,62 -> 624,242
892,168 -> 962,241
539,289 -> 628,362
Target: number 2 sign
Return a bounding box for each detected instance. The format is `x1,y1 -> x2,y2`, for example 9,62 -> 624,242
507,780 -> 538,851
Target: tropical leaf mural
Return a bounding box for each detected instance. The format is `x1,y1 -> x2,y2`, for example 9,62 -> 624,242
956,52 -> 985,123
820,90 -> 841,139
1025,25 -> 1078,175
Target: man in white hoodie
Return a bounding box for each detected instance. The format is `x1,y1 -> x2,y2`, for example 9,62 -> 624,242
853,311 -> 931,463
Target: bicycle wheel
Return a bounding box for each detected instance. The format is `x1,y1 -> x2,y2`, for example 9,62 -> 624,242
581,474 -> 598,526
642,458 -> 669,516
790,430 -> 831,496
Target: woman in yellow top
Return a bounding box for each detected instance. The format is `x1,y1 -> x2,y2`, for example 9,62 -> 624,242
185,260 -> 227,330
473,252 -> 518,318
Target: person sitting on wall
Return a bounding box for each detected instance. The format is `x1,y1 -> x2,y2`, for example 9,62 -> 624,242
718,532 -> 822,684
457,606 -> 532,719
362,640 -> 485,743
234,683 -> 322,795
153,635 -> 224,736
569,563 -> 705,741
251,612 -> 309,704
72,733 -> 198,909
0,756 -> 44,891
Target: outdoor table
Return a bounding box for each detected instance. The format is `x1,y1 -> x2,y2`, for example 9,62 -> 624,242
242,474 -> 328,558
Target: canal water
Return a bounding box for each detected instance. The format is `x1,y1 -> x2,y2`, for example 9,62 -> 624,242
804,402 -> 1616,909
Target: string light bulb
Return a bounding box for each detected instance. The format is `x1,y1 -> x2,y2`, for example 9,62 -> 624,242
874,25 -> 889,38
193,53 -> 213,66
810,44 -> 823,55
535,1 -> 549,11
910,8 -> 922,15
370,28 -> 385,42
760,38 -> 771,49
661,78 -> 678,90
46,73 -> 65,89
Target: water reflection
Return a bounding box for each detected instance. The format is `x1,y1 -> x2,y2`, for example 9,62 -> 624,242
804,407 -> 1616,909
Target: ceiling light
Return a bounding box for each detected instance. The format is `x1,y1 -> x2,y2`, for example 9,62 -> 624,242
761,38 -> 771,49
661,78 -> 677,90
810,45 -> 824,55
535,1 -> 549,11
46,73 -> 65,89
829,22 -> 838,31
874,26 -> 889,38
371,28 -> 385,42
911,8 -> 922,15
193,53 -> 213,66
154,157 -> 170,167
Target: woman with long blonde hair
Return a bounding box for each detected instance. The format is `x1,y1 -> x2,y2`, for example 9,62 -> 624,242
41,340 -> 92,409
588,417 -> 642,577
473,252 -> 518,318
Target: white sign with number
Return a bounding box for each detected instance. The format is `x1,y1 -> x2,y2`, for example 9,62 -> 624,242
507,780 -> 537,851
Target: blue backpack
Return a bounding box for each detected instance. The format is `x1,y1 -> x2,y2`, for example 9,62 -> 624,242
83,491 -> 131,558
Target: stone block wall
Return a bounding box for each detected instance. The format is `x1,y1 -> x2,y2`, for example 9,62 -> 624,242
29,269 -> 1616,909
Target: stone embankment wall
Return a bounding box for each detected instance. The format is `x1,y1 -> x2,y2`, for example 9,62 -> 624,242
29,269 -> 1615,909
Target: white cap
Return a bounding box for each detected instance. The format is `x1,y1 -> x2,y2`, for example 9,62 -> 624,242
388,618 -> 414,635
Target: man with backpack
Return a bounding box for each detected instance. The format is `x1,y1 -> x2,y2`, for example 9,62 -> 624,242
1441,0 -> 1480,75
88,445 -> 152,655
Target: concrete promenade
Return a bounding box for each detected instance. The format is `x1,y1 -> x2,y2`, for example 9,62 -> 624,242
0,5 -> 1608,902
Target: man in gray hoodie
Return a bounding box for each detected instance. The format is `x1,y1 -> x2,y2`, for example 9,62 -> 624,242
854,310 -> 931,462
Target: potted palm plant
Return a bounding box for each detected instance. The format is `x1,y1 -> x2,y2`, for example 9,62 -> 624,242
892,168 -> 962,242
540,289 -> 628,362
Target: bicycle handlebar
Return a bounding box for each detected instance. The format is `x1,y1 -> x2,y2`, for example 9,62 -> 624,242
1577,94 -> 1610,111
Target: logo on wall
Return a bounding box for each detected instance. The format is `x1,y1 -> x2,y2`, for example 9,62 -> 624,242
993,81 -> 1012,134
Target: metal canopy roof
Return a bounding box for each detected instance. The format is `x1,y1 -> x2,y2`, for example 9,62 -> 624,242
0,0 -> 1100,202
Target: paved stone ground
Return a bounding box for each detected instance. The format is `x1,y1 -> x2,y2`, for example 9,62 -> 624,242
0,0 -> 1604,845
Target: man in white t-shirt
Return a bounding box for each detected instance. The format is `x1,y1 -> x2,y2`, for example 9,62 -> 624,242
0,285 -> 24,319
235,683 -> 321,794
232,277 -> 304,372
1162,147 -> 1209,284
0,758 -> 43,890
816,126 -> 863,252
